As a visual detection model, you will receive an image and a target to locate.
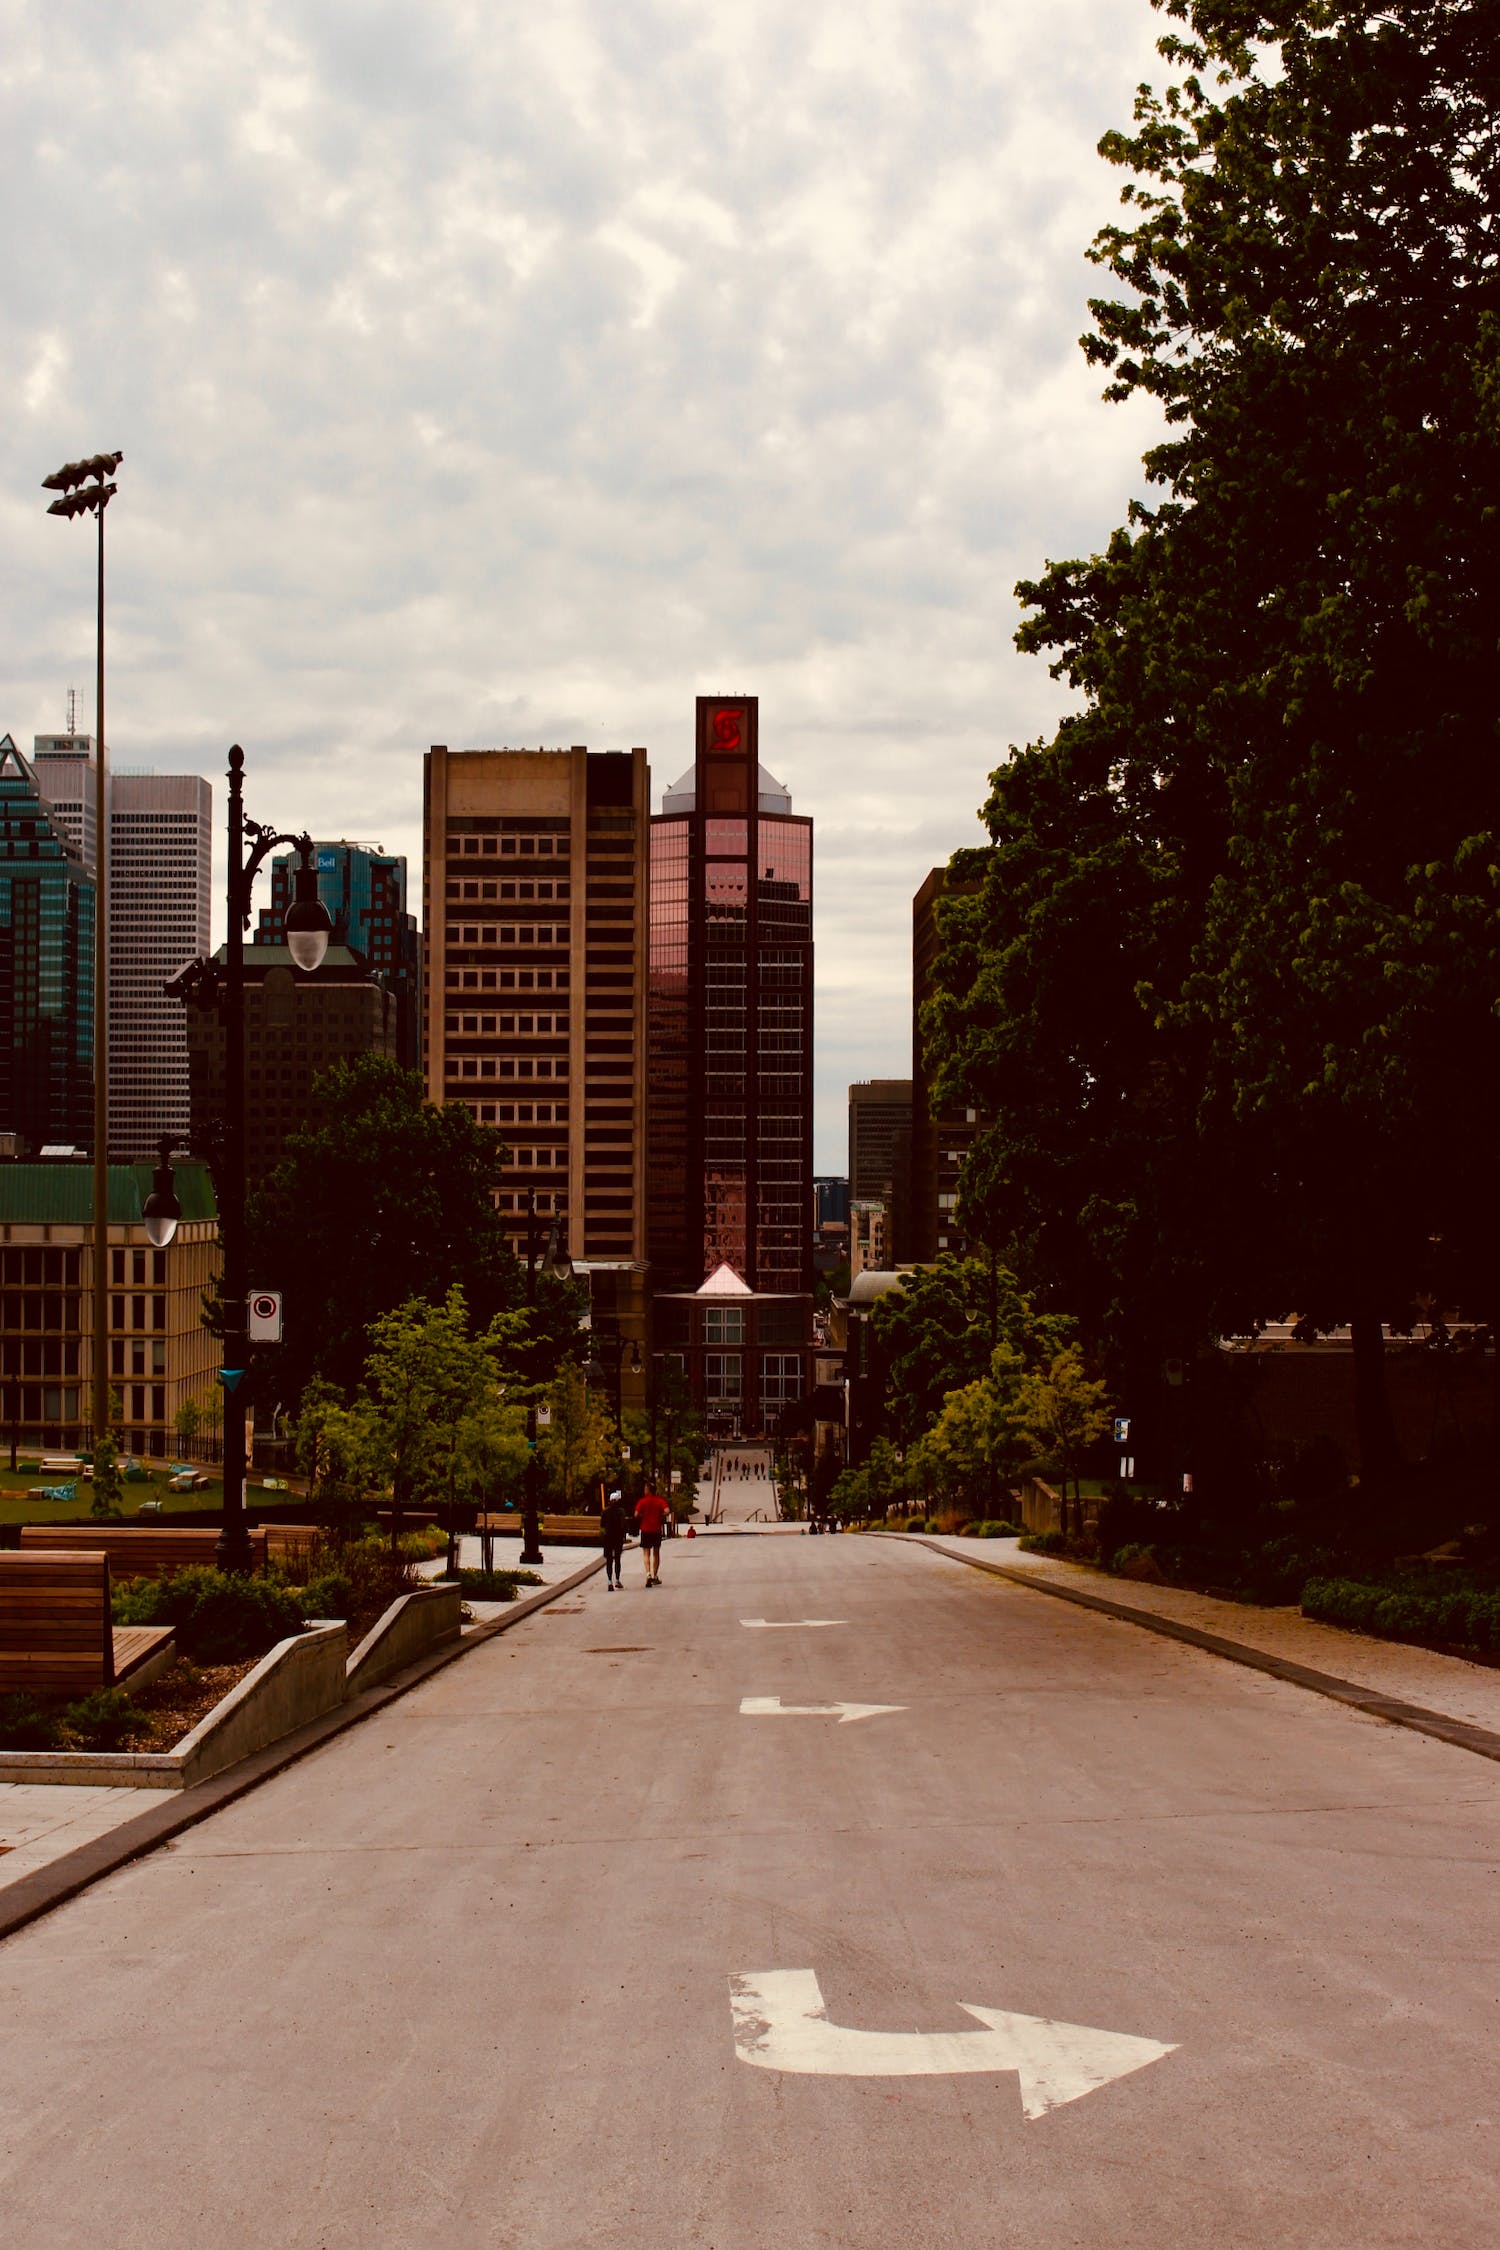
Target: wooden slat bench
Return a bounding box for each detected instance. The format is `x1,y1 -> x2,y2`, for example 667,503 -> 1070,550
261,1523 -> 320,1566
18,1525 -> 269,1581
0,1550 -> 174,1696
477,1513 -> 608,1542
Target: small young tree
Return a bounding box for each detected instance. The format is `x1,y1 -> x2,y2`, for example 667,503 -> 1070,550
536,1361 -> 612,1511
295,1377 -> 386,1541
364,1285 -> 522,1550
173,1396 -> 202,1459
1014,1346 -> 1113,1537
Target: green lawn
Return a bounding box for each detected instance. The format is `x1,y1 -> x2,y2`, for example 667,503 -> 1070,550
0,1465 -> 307,1526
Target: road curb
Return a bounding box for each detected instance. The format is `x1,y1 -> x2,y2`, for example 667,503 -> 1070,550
905,1537 -> 1500,1767
0,1552 -> 606,1947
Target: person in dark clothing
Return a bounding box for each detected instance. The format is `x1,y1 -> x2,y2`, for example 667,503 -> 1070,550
601,1490 -> 627,1590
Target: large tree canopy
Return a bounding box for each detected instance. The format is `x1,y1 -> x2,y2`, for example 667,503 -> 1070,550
929,1 -> 1500,1487
245,1055 -> 579,1400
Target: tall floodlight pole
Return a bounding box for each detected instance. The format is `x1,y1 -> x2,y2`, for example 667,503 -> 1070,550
43,451 -> 122,1452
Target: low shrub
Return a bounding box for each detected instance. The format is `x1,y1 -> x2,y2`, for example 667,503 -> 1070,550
1018,1530 -> 1067,1556
1111,1542 -> 1165,1582
300,1571 -> 354,1621
57,1687 -> 142,1751
399,1524 -> 449,1560
444,1567 -> 544,1601
904,1518 -> 927,1534
977,1520 -> 1022,1539
1301,1574 -> 1500,1654
0,1692 -> 59,1750
112,1568 -> 305,1665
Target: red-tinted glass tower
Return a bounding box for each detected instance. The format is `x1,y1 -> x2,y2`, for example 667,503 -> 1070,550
649,697 -> 813,1293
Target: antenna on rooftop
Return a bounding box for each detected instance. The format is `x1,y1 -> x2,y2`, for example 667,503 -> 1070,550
65,686 -> 78,737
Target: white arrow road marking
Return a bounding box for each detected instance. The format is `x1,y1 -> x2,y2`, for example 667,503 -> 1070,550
729,1970 -> 1177,2119
740,1696 -> 904,1725
739,1618 -> 847,1629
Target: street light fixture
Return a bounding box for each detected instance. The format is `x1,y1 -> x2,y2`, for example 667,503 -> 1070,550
142,1135 -> 184,1250
186,746 -> 331,1572
43,448 -> 121,1456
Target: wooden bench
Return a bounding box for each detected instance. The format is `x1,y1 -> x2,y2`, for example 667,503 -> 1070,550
261,1523 -> 320,1566
477,1513 -> 607,1542
18,1525 -> 269,1581
0,1550 -> 174,1696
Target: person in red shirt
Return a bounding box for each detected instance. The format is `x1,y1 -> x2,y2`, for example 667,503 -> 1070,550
633,1485 -> 671,1587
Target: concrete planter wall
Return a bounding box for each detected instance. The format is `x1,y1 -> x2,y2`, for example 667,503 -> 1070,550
346,1584 -> 463,1695
0,1623 -> 349,1791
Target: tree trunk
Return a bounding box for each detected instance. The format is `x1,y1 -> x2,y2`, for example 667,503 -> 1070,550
1350,1307 -> 1402,1495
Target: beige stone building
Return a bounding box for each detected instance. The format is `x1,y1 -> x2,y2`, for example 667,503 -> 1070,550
0,1160 -> 220,1458
422,745 -> 651,1408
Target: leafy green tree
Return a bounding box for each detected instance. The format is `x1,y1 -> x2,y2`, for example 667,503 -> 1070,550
908,1348 -> 1031,1517
870,1255 -> 1075,1448
294,1377 -> 386,1536
364,1286 -> 523,1545
536,1361 -> 613,1510
173,1397 -> 201,1456
1014,1346 -> 1115,1535
245,1055 -> 551,1401
928,2 -> 1500,1499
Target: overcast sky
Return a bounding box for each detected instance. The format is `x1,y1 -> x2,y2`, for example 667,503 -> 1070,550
3,0 -> 1170,1171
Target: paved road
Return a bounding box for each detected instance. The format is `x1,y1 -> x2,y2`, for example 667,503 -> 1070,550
708,1443 -> 777,1523
3,1534 -> 1498,2248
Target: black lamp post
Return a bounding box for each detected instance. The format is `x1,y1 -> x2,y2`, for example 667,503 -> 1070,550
209,748 -> 331,1571
43,450 -> 121,1455
520,1207 -> 572,1565
586,1333 -> 641,1434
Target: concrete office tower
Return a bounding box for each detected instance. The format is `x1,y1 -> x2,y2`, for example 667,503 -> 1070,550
257,839 -> 421,1070
108,773 -> 212,1157
423,743 -> 651,1386
911,866 -> 985,1261
649,696 -> 814,1296
32,735 -> 213,1156
175,944 -> 400,1184
31,730 -> 98,869
848,1078 -> 912,1260
0,736 -> 95,1151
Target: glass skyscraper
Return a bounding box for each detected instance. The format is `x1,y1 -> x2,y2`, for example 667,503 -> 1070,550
648,697 -> 813,1294
0,735 -> 95,1150
259,838 -> 421,1070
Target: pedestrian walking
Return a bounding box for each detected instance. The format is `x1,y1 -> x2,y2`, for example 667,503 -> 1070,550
634,1484 -> 671,1587
601,1489 -> 627,1590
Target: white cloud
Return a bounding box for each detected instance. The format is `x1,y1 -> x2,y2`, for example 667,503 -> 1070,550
1,0 -> 1174,1166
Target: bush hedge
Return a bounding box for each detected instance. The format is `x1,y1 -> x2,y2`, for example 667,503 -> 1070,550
1301,1575 -> 1500,1654
1018,1530 -> 1067,1556
112,1568 -> 305,1665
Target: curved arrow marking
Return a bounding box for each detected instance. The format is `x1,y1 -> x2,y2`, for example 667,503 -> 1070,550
729,1970 -> 1177,2119
739,1619 -> 847,1629
740,1696 -> 904,1724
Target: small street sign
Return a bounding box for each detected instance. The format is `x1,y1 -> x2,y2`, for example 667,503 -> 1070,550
535,1404 -> 552,1428
248,1291 -> 283,1342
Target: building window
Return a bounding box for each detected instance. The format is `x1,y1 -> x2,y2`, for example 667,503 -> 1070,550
704,1353 -> 742,1403
762,1355 -> 802,1409
702,1306 -> 744,1345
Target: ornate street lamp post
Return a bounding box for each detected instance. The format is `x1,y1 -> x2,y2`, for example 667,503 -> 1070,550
42,450 -> 121,1454
205,746 -> 331,1571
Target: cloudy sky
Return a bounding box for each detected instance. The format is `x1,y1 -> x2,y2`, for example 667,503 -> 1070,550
3,0 -> 1171,1169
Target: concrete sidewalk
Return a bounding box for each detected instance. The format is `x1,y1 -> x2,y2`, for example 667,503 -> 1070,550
918,1533 -> 1500,1749
0,1547 -> 601,1898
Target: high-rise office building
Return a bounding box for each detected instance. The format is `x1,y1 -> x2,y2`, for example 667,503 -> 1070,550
648,696 -> 813,1294
647,697 -> 812,1437
911,866 -> 985,1261
31,730 -> 212,1156
257,839 -> 421,1070
173,944 -> 400,1183
0,736 -> 95,1151
848,1077 -> 912,1258
109,773 -> 212,1156
423,744 -> 651,1386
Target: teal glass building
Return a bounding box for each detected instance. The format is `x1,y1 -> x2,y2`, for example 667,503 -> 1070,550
0,735 -> 95,1150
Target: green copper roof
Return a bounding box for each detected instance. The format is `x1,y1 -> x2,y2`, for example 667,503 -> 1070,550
0,1162 -> 217,1225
